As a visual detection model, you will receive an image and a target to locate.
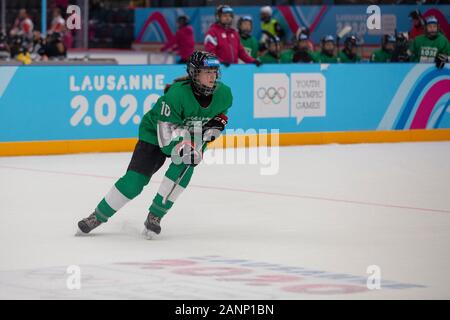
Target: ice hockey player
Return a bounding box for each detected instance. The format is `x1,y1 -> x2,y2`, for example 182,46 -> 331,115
280,31 -> 314,63
77,51 -> 232,239
338,35 -> 361,63
409,16 -> 449,69
371,34 -> 396,62
259,35 -> 281,63
238,15 -> 259,59
313,35 -> 339,63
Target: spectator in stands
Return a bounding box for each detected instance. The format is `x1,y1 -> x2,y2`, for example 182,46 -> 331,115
30,31 -> 45,61
204,5 -> 261,66
9,35 -> 31,65
9,35 -> 24,59
280,31 -> 314,63
16,46 -> 32,65
259,36 -> 281,64
259,6 -> 285,48
39,32 -> 67,61
371,34 -> 396,62
408,10 -> 424,40
49,7 -> 73,49
160,15 -> 194,64
313,35 -> 338,63
50,8 -> 66,34
0,32 -> 10,61
10,9 -> 34,42
338,35 -> 361,63
48,8 -> 66,33
238,16 -> 259,59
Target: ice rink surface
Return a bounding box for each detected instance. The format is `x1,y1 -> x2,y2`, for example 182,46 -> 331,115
0,141 -> 449,299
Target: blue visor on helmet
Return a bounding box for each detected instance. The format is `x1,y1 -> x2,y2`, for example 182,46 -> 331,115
203,58 -> 220,67
323,35 -> 335,42
298,33 -> 309,41
386,35 -> 396,43
222,7 -> 234,14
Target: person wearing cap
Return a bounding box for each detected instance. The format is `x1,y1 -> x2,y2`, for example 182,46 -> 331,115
280,31 -> 314,63
338,35 -> 361,63
295,27 -> 314,51
371,34 -> 396,62
204,5 -> 261,66
10,9 -> 34,42
160,15 -> 195,64
259,35 -> 281,63
312,35 -> 338,63
238,15 -> 259,59
409,16 -> 449,69
259,6 -> 285,44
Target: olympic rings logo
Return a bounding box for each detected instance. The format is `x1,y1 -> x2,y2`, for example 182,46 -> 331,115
256,87 -> 287,104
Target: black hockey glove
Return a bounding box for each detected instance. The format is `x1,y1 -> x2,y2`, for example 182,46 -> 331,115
202,113 -> 228,142
175,141 -> 202,167
435,53 -> 448,70
254,59 -> 262,67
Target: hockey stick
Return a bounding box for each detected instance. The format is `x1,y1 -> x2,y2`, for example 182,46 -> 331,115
336,25 -> 352,57
162,140 -> 207,205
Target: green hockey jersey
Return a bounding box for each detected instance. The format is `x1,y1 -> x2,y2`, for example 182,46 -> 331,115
409,33 -> 450,63
280,49 -> 294,63
337,51 -> 361,63
371,49 -> 392,62
280,48 -> 314,63
240,35 -> 259,59
259,51 -> 280,63
312,51 -> 339,63
139,80 -> 233,156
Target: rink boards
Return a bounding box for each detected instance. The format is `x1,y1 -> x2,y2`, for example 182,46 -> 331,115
0,63 -> 449,156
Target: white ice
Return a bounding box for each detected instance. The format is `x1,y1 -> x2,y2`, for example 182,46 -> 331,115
0,142 -> 449,299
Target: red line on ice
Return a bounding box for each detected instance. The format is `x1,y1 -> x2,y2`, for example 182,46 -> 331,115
0,164 -> 449,214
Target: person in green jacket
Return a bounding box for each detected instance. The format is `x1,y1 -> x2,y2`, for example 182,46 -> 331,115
259,35 -> 281,63
409,16 -> 449,69
313,35 -> 339,63
371,34 -> 396,62
280,32 -> 314,63
238,15 -> 259,59
338,35 -> 361,63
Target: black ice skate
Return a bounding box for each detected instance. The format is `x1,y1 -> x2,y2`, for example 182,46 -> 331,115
143,212 -> 161,239
77,211 -> 103,234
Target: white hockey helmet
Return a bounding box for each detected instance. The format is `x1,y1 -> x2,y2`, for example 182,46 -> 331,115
260,6 -> 273,16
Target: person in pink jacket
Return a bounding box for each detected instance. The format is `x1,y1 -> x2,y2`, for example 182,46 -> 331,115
204,5 -> 262,67
161,15 -> 195,63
